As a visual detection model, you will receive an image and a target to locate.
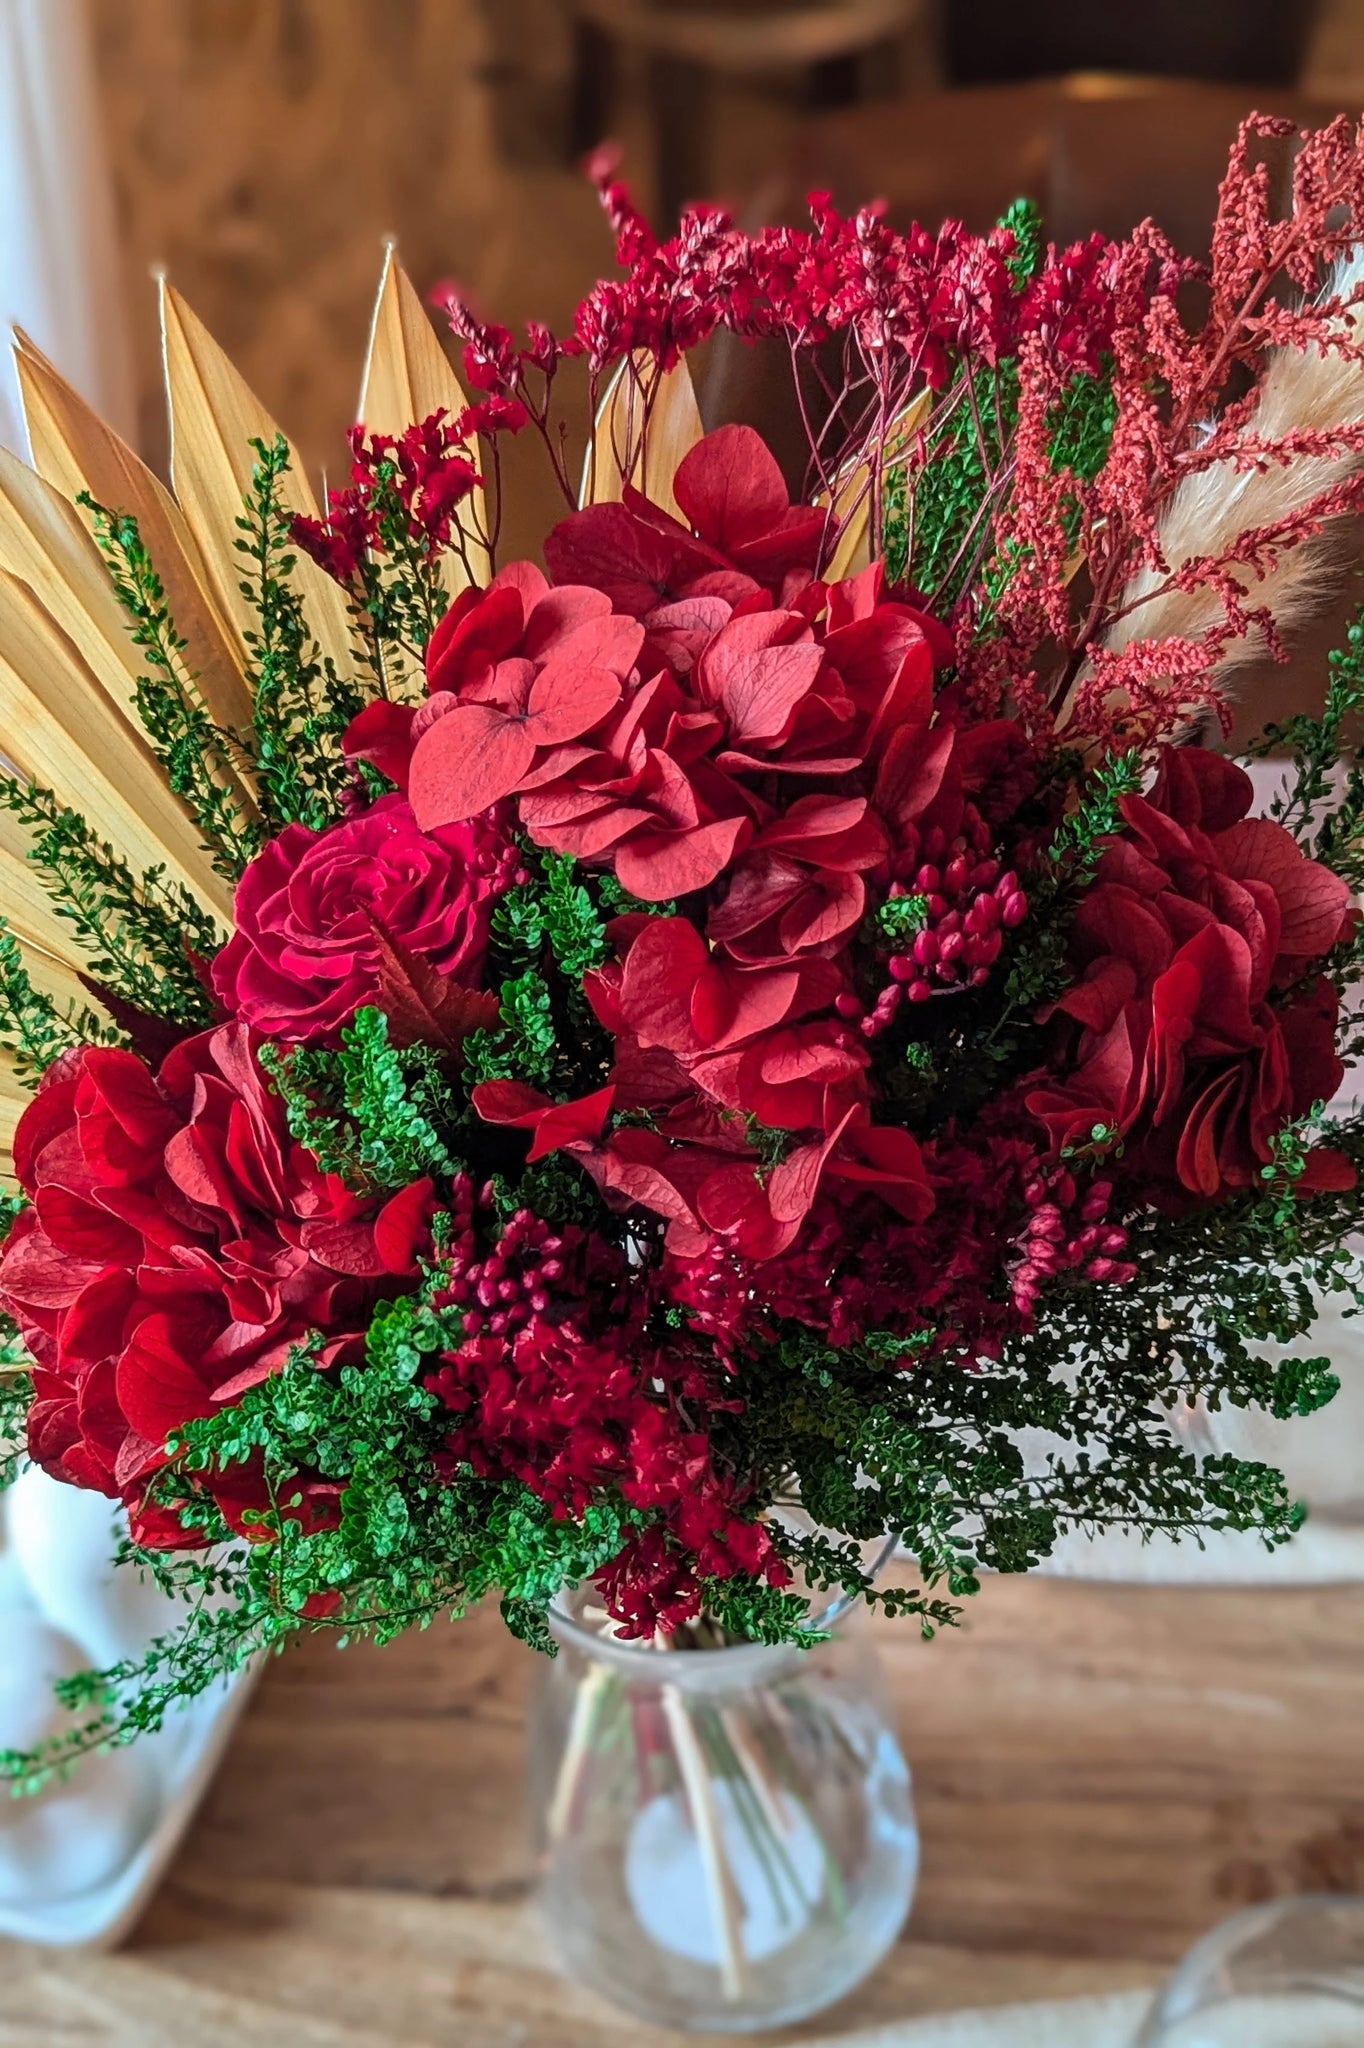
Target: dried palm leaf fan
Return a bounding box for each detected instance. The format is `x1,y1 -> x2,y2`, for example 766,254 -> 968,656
580,348 -> 705,515
0,250 -> 518,1171
0,251 -> 707,1173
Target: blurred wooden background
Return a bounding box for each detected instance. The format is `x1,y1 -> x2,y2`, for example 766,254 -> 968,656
85,0 -> 1364,722
86,0 -> 1364,475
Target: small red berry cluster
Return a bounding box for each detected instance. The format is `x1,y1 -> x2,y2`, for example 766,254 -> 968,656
1011,1169 -> 1134,1314
842,806 -> 1028,1038
431,1177 -> 578,1340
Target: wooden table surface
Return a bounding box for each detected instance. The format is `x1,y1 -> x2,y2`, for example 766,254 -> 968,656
1,1571 -> 1361,2046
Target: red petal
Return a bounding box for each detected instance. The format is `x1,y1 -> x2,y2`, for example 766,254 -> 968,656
1149,746 -> 1253,831
673,425 -> 789,550
1213,819 -> 1353,958
614,815 -> 751,899
408,704 -> 538,828
699,618 -> 824,745
692,963 -> 799,1050
873,724 -> 955,826
116,1316 -> 216,1445
526,1086 -> 616,1160
522,659 -> 623,745
472,1079 -> 615,1160
764,1122 -> 845,1227
777,871 -> 864,953
826,1123 -> 934,1222
425,583 -> 525,694
543,501 -> 720,614
588,1127 -> 703,1227
343,698 -> 418,791
1295,1147 -> 1356,1193
472,1077 -> 552,1117
298,1216 -> 388,1276
619,918 -> 710,1055
374,1177 -> 438,1274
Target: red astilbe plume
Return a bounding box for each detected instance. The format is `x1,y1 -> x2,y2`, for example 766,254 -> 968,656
999,116 -> 1364,750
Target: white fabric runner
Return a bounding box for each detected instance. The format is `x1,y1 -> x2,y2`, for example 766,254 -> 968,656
808,1987 -> 1364,2046
805,1991 -> 1153,2047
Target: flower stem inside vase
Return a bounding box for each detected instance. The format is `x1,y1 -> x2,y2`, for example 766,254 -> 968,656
531,1584 -> 917,2033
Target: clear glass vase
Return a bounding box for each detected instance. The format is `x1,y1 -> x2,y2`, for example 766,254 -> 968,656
527,1590 -> 918,2033
1135,1895 -> 1364,2046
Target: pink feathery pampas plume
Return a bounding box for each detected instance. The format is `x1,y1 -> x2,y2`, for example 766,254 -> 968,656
1102,251 -> 1364,695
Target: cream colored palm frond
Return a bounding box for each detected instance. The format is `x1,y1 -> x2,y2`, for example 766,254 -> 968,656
359,245 -> 491,594
581,352 -> 705,517
14,328 -> 255,740
819,387 -> 935,584
160,280 -> 354,681
0,249 -> 477,1168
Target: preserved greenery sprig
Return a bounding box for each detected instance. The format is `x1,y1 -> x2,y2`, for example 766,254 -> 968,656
0,780 -> 218,1026
79,494 -> 261,879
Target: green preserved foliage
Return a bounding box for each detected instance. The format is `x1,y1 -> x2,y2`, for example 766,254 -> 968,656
0,781 -> 218,1026
79,495 -> 261,879
462,968 -> 557,1091
0,1331 -> 30,1495
260,1008 -> 461,1192
0,918 -> 121,1080
0,1280 -> 629,1785
238,436 -> 371,833
881,199 -> 1117,615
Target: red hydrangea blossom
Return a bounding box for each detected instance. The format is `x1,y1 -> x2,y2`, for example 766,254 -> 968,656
0,1028 -> 431,1540
350,425 -> 959,928
1028,748 -> 1355,1199
212,794 -> 512,1045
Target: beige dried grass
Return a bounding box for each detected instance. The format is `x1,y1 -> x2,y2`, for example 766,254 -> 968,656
1102,252 -> 1364,689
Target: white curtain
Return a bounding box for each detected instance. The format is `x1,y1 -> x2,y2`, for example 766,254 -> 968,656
0,0 -> 134,456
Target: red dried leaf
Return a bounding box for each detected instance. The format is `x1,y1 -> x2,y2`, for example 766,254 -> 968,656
368,919 -> 500,1055
76,976 -> 197,1068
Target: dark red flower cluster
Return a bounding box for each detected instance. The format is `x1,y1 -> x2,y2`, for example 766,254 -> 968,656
1028,748 -> 1355,1200
570,165 -> 1122,388
0,1029 -> 431,1538
292,409 -> 497,583
661,1108 -> 1134,1372
340,424 -> 1030,1267
422,1176 -> 789,1635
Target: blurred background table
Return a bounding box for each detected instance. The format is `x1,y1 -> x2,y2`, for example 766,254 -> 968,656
2,1571 -> 1361,2046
